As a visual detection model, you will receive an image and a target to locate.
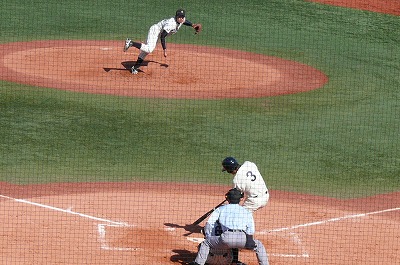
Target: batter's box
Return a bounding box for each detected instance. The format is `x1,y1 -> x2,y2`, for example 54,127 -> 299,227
263,231 -> 309,258
97,223 -> 141,251
98,224 -> 177,251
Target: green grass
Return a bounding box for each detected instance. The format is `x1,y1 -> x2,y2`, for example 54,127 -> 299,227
1,0 -> 399,198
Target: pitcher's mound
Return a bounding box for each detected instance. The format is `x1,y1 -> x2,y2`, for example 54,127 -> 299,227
0,40 -> 328,99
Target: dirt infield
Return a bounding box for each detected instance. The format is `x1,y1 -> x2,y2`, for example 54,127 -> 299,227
0,182 -> 399,264
1,1 -> 399,264
1,36 -> 399,265
306,0 -> 400,16
0,40 -> 327,99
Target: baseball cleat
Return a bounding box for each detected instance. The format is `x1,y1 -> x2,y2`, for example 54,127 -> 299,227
124,38 -> 132,52
131,67 -> 138,74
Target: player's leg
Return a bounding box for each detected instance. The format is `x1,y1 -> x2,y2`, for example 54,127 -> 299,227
220,231 -> 247,264
131,51 -> 148,74
243,193 -> 269,212
252,239 -> 269,265
124,24 -> 156,52
193,236 -> 220,265
139,25 -> 159,54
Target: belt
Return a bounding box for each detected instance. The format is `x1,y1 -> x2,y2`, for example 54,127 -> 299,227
227,229 -> 245,233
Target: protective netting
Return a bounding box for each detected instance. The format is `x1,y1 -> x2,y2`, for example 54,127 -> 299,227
1,1 -> 399,264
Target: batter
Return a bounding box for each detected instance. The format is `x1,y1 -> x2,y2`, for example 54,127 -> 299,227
123,9 -> 201,74
221,157 -> 270,264
222,157 -> 269,212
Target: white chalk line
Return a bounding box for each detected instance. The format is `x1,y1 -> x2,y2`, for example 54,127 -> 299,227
261,206 -> 400,234
0,194 -> 134,251
0,194 -> 126,226
98,223 -> 140,251
254,206 -> 400,258
1,194 -> 170,252
187,207 -> 400,258
6,194 -> 395,258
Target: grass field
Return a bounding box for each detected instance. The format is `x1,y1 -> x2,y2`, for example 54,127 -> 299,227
1,0 -> 399,198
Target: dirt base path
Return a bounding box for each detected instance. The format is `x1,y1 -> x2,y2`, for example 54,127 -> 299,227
0,182 -> 399,265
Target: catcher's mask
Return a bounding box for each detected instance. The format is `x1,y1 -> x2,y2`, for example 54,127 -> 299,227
225,188 -> 243,204
222,157 -> 240,173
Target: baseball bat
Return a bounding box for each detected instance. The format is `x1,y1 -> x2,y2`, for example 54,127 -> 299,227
192,199 -> 227,225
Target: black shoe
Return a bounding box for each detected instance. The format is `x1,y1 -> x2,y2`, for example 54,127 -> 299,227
188,262 -> 200,265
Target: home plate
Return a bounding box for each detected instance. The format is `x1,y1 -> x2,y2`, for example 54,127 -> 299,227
187,237 -> 205,243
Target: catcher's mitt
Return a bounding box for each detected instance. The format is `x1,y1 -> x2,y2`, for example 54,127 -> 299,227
192,23 -> 202,34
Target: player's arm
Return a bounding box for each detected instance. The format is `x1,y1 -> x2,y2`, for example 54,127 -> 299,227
184,19 -> 202,34
183,20 -> 193,27
160,30 -> 168,50
203,208 -> 220,237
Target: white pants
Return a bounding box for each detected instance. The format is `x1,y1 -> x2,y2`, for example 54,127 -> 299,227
138,24 -> 161,59
243,192 -> 270,212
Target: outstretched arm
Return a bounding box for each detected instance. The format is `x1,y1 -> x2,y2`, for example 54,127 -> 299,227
184,20 -> 202,34
160,30 -> 168,51
183,20 -> 193,27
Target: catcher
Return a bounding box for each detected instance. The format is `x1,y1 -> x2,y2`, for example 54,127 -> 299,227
123,8 -> 202,74
189,189 -> 269,265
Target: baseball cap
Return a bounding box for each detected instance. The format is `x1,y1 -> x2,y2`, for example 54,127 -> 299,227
175,9 -> 185,18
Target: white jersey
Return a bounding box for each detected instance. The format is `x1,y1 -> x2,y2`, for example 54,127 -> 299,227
139,17 -> 183,56
154,17 -> 183,36
233,161 -> 269,212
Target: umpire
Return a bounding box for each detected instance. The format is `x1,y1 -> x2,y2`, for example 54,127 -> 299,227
189,188 -> 269,265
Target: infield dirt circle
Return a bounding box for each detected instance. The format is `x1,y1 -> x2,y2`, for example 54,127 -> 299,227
0,40 -> 329,99
1,3 -> 400,262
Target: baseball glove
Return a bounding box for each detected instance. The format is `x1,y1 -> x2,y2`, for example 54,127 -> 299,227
192,23 -> 202,34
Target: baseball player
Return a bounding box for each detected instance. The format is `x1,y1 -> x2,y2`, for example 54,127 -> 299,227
222,157 -> 269,213
123,8 -> 202,74
221,157 -> 269,265
188,188 -> 269,265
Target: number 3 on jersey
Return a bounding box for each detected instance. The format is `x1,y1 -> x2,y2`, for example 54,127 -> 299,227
246,171 -> 256,181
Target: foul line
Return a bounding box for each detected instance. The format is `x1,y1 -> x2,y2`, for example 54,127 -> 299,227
259,207 -> 400,234
0,194 -> 126,226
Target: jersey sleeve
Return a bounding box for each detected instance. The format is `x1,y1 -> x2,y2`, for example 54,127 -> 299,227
160,30 -> 168,50
183,19 -> 193,27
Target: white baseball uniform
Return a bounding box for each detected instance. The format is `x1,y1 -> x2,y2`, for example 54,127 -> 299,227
233,161 -> 269,212
138,17 -> 184,59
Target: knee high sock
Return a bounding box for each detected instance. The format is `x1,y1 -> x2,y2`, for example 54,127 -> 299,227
232,248 -> 239,262
134,57 -> 144,69
131,41 -> 142,49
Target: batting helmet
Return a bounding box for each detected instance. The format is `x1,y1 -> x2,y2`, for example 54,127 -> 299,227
222,157 -> 240,173
225,188 -> 243,204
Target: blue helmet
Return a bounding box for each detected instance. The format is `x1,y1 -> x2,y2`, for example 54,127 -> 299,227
222,157 -> 240,173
